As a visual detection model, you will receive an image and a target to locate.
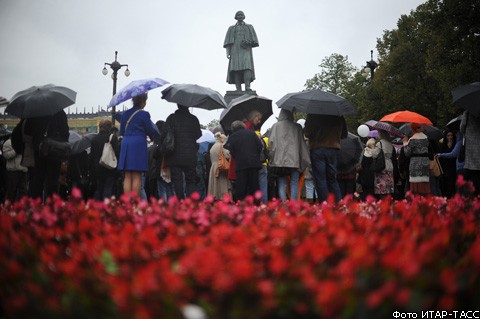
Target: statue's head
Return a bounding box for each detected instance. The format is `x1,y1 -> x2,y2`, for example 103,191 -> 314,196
235,11 -> 245,20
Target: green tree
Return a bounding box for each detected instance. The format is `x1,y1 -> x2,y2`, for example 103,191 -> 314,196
305,0 -> 479,130
205,119 -> 221,131
305,53 -> 357,95
372,0 -> 480,127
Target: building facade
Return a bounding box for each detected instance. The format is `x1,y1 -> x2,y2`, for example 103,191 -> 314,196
0,109 -> 115,134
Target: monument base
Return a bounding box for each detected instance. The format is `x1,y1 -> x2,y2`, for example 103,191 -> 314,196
224,90 -> 257,105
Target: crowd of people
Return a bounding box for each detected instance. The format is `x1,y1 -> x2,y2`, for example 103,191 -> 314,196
1,93 -> 479,204
356,110 -> 480,200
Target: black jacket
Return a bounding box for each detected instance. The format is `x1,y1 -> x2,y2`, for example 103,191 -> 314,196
225,127 -> 262,171
24,110 -> 69,151
165,108 -> 202,167
90,131 -> 120,176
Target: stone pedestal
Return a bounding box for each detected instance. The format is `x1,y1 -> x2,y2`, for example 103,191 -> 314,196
224,90 -> 257,105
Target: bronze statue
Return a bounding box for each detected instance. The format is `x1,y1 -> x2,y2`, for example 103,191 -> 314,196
223,11 -> 259,91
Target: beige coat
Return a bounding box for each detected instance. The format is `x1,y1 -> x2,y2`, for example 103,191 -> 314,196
208,141 -> 231,199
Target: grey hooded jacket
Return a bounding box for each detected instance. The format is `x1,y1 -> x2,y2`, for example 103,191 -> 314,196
268,109 -> 311,172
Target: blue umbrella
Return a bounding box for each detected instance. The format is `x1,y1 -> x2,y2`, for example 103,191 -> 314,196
108,78 -> 169,108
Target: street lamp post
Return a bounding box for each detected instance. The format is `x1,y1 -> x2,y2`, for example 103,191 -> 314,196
102,51 -> 130,124
363,50 -> 378,80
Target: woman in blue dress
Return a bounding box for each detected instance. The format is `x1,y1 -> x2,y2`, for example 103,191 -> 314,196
118,93 -> 159,196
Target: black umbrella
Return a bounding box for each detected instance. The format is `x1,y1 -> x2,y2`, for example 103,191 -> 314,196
68,130 -> 83,144
5,84 -> 76,118
161,84 -> 227,110
337,132 -> 363,174
398,123 -> 443,140
70,133 -> 96,155
0,96 -> 8,108
446,114 -> 463,130
452,82 -> 480,117
276,89 -> 357,116
220,94 -> 272,133
0,125 -> 12,141
364,120 -> 404,138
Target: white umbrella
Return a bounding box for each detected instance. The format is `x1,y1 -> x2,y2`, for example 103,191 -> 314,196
197,129 -> 215,144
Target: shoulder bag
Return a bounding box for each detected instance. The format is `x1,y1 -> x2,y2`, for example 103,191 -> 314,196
99,134 -> 117,169
370,142 -> 386,173
216,144 -> 230,177
429,154 -> 443,177
39,120 -> 71,161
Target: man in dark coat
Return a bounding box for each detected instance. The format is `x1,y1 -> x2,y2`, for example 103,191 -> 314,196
24,110 -> 69,200
224,120 -> 262,201
165,105 -> 202,199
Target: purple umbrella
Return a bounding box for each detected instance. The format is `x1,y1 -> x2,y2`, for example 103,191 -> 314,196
364,120 -> 404,138
108,78 -> 169,108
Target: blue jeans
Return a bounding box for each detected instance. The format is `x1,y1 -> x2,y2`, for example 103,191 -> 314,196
277,169 -> 300,201
305,178 -> 316,199
258,166 -> 268,203
310,148 -> 342,203
140,173 -> 147,200
157,178 -> 175,200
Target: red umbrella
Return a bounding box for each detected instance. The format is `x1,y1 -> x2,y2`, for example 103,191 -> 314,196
379,110 -> 432,125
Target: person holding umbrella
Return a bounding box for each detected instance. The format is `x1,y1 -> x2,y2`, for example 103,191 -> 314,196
438,129 -> 457,198
459,111 -> 480,195
23,111 -> 69,200
6,84 -> 75,200
118,93 -> 160,196
268,109 -> 310,202
224,121 -> 262,201
164,105 -> 202,199
304,114 -> 348,203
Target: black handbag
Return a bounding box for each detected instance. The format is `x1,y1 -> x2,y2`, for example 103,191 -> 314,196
38,118 -> 71,161
39,137 -> 71,161
370,144 -> 386,173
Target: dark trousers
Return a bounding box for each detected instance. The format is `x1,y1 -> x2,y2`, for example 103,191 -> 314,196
94,173 -> 115,201
464,169 -> 480,196
338,178 -> 356,198
28,155 -> 61,200
170,165 -> 197,199
235,168 -> 259,201
5,170 -> 28,202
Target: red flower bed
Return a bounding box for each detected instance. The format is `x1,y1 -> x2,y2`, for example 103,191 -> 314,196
1,191 -> 479,319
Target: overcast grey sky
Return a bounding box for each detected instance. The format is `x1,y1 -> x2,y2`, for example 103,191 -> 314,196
0,0 -> 425,132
